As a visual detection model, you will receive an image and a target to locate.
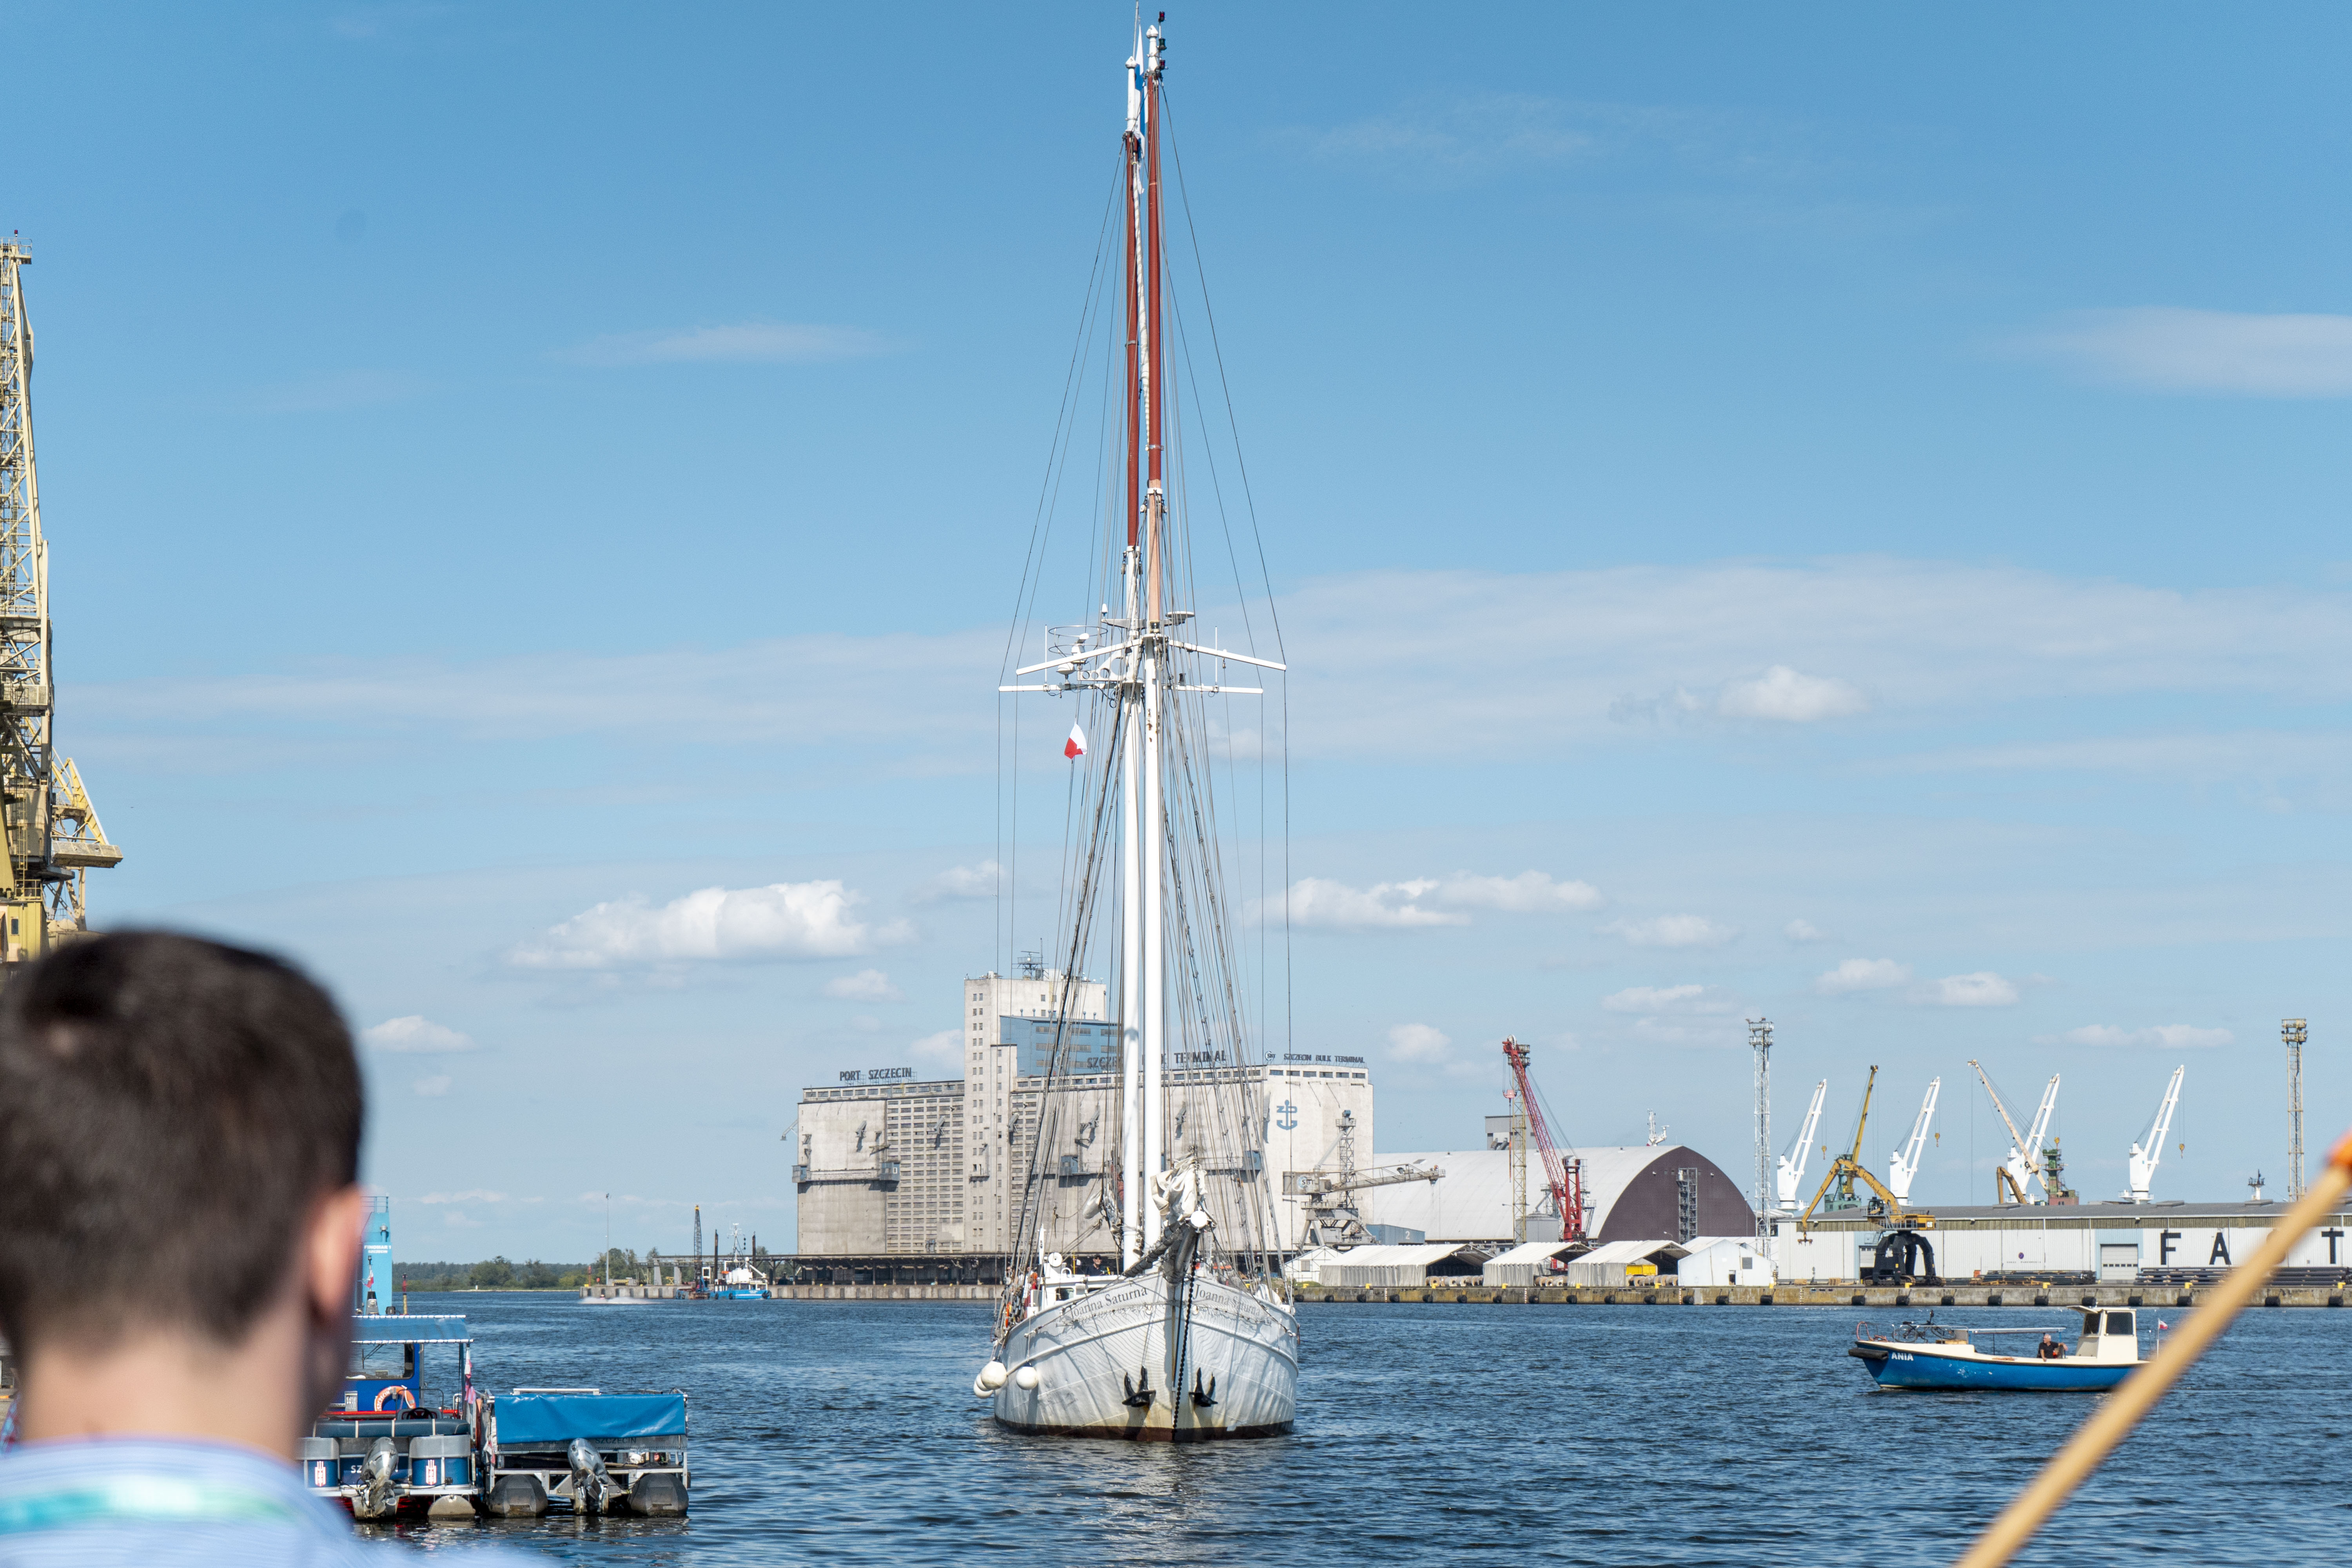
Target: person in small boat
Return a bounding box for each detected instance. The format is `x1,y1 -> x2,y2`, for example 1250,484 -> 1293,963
2037,1334 -> 2065,1359
0,932 -> 532,1565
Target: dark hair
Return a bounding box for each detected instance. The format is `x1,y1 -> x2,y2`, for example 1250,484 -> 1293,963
0,931 -> 363,1350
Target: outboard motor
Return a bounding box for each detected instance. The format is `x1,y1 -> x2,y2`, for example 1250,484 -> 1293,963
352,1435 -> 400,1520
566,1436 -> 617,1514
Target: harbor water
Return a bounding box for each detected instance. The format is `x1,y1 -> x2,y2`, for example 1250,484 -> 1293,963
383,1293 -> 2349,1565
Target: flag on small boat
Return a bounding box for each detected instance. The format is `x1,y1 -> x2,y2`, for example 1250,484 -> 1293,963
1064,723 -> 1087,760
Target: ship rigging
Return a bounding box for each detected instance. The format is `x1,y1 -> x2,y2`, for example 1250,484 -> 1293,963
973,13 -> 1299,1441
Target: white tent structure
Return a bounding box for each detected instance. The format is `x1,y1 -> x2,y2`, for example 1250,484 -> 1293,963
1317,1243 -> 1487,1289
1481,1241 -> 1581,1287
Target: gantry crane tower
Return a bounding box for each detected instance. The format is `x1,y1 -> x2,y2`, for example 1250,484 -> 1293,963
0,239 -> 122,969
1797,1064 -> 1939,1282
1501,1037 -> 1586,1243
1292,1109 -> 1442,1247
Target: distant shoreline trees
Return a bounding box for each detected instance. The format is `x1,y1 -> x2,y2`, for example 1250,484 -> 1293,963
397,1258 -> 590,1292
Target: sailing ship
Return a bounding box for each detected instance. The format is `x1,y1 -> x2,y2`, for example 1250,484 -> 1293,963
969,14 -> 1299,1441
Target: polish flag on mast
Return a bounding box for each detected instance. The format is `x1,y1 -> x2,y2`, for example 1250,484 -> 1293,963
1063,723 -> 1087,760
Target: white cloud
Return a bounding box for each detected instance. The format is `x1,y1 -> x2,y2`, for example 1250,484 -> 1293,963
1717,665 -> 1867,722
913,860 -> 1000,904
1298,93 -> 1798,187
1815,958 -> 1912,995
1630,1016 -> 1747,1046
1601,984 -> 1736,1014
1271,870 -> 1604,929
510,880 -> 898,969
412,1075 -> 453,1098
1784,919 -> 1825,942
2018,308 -> 2352,397
440,1209 -> 485,1228
2057,1024 -> 2232,1049
1274,878 -> 1467,930
420,1189 -> 508,1205
1388,1022 -> 1452,1062
86,561 -> 2352,782
1601,914 -> 1737,948
911,1029 -> 962,1062
560,320 -> 888,367
824,969 -> 902,1003
1921,971 -> 2019,1007
1428,871 -> 1602,913
361,1015 -> 476,1053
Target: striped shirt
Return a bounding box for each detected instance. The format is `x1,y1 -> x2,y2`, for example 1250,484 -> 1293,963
0,1437 -> 528,1565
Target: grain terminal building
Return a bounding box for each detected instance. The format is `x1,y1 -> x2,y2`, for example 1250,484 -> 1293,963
792,965 -> 1374,1266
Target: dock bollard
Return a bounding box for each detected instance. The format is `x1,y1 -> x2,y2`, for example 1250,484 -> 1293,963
1954,1125 -> 2352,1568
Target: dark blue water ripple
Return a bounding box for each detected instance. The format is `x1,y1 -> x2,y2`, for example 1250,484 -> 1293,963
374,1293 -> 2352,1565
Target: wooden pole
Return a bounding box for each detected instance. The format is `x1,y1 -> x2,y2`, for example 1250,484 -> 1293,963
1955,1126 -> 2352,1568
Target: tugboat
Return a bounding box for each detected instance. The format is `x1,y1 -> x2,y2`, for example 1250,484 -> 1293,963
1849,1307 -> 2146,1391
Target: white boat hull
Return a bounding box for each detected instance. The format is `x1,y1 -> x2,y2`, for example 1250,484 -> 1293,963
992,1272 -> 1297,1441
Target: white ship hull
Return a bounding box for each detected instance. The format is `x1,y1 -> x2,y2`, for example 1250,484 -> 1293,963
992,1271 -> 1298,1441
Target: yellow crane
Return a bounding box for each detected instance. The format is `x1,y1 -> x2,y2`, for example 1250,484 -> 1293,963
1798,1063 -> 1940,1282
0,241 -> 122,968
1798,1065 -> 1935,1233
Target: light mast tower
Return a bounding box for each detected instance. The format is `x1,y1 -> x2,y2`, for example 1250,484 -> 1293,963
2284,1018 -> 2307,1201
1749,1017 -> 1773,1245
0,238 -> 122,968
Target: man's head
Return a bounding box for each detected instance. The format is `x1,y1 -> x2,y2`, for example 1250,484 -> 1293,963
0,931 -> 365,1360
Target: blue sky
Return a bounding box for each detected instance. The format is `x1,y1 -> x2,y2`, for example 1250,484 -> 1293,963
11,2 -> 2352,1259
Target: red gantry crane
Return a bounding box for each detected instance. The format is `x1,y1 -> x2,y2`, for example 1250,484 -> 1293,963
1501,1037 -> 1586,1242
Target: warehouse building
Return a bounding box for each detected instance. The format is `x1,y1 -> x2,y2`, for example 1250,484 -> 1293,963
1361,1128 -> 1755,1248
1776,1197 -> 2352,1283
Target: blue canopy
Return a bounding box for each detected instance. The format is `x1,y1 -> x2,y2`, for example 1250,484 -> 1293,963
350,1314 -> 470,1344
495,1393 -> 687,1445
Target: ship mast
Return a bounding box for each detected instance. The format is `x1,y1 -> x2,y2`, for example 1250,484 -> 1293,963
0,239 -> 120,971
1117,23 -> 1148,1272
1123,18 -> 1171,1261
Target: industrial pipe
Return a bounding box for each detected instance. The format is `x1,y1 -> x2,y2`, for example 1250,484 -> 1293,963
1955,1125 -> 2352,1568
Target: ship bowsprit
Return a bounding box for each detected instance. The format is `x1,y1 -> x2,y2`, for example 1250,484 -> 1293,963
991,1271 -> 1297,1441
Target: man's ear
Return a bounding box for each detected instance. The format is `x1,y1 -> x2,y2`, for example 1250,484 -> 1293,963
306,1185 -> 369,1325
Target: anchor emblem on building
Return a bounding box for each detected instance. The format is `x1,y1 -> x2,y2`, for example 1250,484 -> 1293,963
1275,1098 -> 1298,1131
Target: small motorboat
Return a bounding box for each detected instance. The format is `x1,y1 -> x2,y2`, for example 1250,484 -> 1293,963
1849,1307 -> 2146,1391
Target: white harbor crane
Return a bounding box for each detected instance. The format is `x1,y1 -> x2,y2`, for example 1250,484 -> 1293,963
1969,1060 -> 2059,1204
2126,1065 -> 2185,1203
1886,1077 -> 1940,1203
1775,1079 -> 1828,1212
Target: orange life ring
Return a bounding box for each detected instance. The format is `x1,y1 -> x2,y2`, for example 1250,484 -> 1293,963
373,1385 -> 417,1412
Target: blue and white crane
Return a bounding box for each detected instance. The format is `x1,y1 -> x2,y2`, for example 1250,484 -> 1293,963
1970,1060 -> 2060,1205
1775,1079 -> 1828,1212
2126,1066 -> 2185,1202
1887,1077 -> 1940,1203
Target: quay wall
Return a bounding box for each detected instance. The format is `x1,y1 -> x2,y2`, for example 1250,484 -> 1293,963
580,1281 -> 2352,1306
1294,1281 -> 2350,1308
